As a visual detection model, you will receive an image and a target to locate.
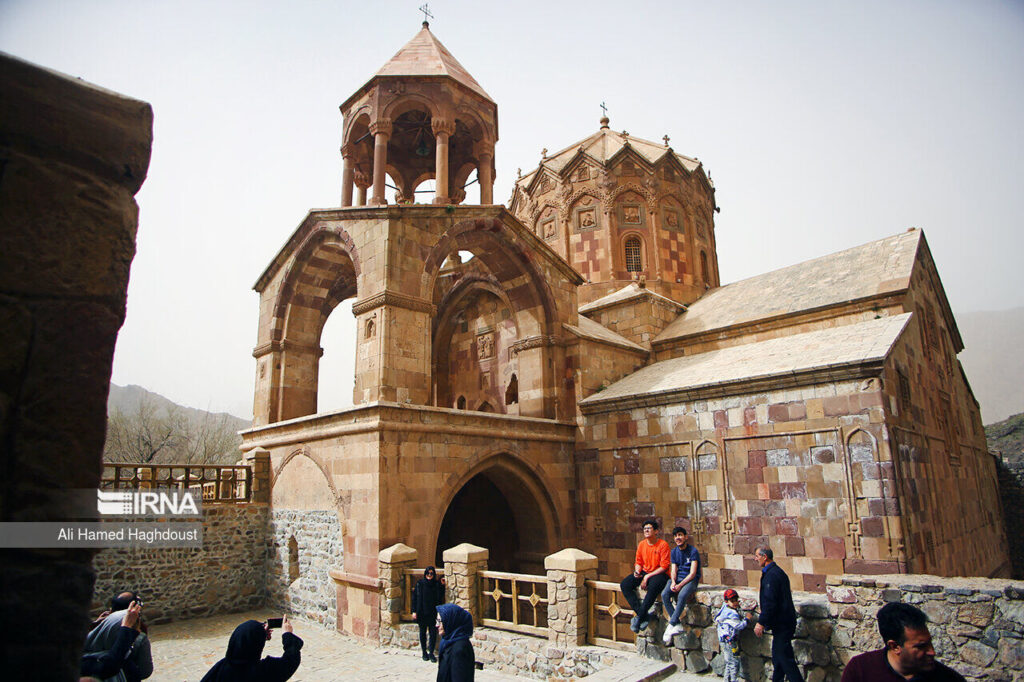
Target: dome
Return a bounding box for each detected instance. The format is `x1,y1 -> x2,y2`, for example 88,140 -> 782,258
510,117 -> 719,306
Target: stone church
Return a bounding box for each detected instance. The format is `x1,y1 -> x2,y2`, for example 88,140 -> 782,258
240,23 -> 1009,638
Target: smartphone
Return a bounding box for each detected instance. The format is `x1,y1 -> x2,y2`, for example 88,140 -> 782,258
267,617 -> 283,629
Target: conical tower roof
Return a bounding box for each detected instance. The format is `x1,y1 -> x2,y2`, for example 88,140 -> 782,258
374,23 -> 493,101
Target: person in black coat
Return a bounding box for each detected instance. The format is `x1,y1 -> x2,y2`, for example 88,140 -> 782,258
199,617 -> 303,682
753,546 -> 804,682
412,565 -> 446,662
436,603 -> 475,682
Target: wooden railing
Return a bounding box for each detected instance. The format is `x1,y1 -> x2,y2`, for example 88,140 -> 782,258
478,570 -> 548,636
100,463 -> 252,503
400,568 -> 447,621
586,579 -> 636,650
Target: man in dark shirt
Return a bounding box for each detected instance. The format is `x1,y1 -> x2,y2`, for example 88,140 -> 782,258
753,546 -> 803,682
841,602 -> 966,681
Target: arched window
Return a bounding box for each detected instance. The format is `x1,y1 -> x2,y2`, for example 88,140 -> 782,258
625,237 -> 643,273
478,401 -> 493,412
700,251 -> 710,286
457,395 -> 466,410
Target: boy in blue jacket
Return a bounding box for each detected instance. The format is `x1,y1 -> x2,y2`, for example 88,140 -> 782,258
715,588 -> 749,682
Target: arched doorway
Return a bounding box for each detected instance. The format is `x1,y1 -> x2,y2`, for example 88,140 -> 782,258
434,456 -> 558,574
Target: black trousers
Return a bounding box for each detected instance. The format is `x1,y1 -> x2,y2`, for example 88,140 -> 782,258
770,626 -> 804,682
619,572 -> 670,621
418,622 -> 438,655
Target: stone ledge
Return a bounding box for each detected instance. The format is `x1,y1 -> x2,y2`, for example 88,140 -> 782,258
329,569 -> 381,590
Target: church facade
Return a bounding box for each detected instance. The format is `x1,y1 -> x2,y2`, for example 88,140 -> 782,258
241,24 -> 1008,639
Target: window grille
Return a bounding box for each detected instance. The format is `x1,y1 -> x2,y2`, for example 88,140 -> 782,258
625,238 -> 642,272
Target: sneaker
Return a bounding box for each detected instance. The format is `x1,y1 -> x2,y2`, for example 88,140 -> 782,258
638,617 -> 651,632
630,615 -> 640,633
422,653 -> 429,661
662,623 -> 682,645
429,654 -> 437,663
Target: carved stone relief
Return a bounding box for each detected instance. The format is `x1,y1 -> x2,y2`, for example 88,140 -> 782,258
577,208 -> 597,230
477,333 -> 494,360
622,205 -> 642,224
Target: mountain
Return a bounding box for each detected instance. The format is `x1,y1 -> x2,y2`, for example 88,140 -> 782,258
987,412 -> 1024,463
957,307 -> 1024,424
107,384 -> 250,431
105,383 -> 251,465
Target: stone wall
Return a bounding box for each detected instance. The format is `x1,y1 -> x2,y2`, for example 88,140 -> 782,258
639,574 -> 1024,682
383,621 -> 634,678
266,509 -> 343,626
998,458 -> 1024,579
92,505 -> 268,624
0,53 -> 151,679
576,377 -> 900,590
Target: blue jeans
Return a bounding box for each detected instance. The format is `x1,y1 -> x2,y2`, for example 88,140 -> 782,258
661,578 -> 698,625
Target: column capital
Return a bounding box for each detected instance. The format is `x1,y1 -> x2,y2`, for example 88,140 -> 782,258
340,143 -> 355,159
369,118 -> 393,137
353,169 -> 372,189
473,140 -> 496,159
431,118 -> 456,137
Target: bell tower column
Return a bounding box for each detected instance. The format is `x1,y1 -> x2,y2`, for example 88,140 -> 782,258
370,119 -> 392,205
355,170 -> 370,206
432,119 -> 455,204
475,139 -> 495,204
341,143 -> 355,207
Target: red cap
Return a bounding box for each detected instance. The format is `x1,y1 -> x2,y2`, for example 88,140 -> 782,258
723,588 -> 738,600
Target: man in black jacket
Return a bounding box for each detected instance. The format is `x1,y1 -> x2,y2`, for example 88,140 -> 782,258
753,546 -> 804,682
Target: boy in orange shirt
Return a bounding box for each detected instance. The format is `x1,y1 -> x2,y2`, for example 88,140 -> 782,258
619,519 -> 671,632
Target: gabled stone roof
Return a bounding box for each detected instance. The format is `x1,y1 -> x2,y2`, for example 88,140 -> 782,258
655,229 -> 923,345
579,282 -> 686,315
581,313 -> 912,409
563,317 -> 648,354
373,24 -> 493,101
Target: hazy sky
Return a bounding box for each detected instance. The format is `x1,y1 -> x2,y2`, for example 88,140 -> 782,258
3,1 -> 1022,419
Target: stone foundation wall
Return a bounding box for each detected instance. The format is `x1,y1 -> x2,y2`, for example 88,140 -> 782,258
639,574 -> 1024,682
384,622 -> 633,679
91,505 -> 268,624
998,458 -> 1024,579
266,509 -> 343,626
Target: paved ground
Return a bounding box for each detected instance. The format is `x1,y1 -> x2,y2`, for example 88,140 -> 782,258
147,610 -> 706,681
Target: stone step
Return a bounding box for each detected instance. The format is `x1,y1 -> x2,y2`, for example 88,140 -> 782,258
585,659 -> 677,682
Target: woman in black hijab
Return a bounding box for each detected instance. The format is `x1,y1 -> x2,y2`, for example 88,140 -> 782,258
199,617 -> 302,682
412,565 -> 446,662
435,603 -> 475,682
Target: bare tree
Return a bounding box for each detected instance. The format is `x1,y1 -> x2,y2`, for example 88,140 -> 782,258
103,393 -> 184,464
103,393 -> 241,465
179,412 -> 242,465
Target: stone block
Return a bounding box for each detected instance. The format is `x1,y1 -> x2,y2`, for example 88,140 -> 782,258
442,543 -> 489,563
379,542 -> 418,564
544,544 -> 598,569
958,601 -> 994,627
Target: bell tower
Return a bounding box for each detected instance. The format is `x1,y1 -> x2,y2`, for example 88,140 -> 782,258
338,21 -> 498,206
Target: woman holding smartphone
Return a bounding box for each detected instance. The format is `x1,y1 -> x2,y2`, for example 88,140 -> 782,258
199,615 -> 302,682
